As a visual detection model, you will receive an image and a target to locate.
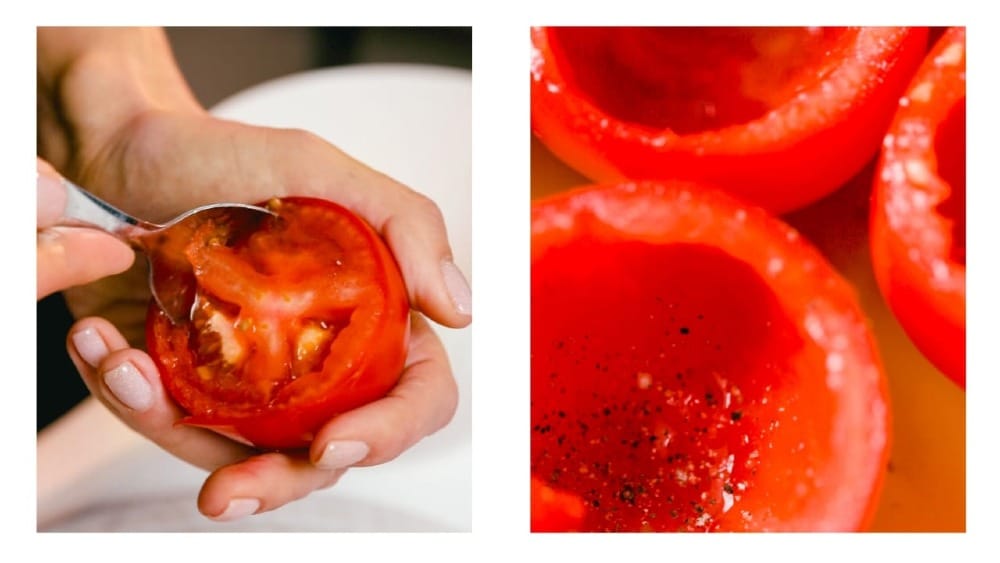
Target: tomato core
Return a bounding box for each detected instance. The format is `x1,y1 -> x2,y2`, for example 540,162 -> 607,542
546,27 -> 850,135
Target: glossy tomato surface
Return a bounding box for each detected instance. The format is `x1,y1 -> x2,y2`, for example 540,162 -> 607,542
530,27 -> 928,214
871,27 -> 966,387
147,196 -> 410,449
531,182 -> 890,532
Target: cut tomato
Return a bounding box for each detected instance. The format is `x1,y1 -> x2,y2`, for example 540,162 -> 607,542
147,197 -> 410,449
531,182 -> 890,531
871,27 -> 965,387
530,27 -> 928,213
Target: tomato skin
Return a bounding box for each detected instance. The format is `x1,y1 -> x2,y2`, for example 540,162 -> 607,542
531,27 -> 929,214
531,182 -> 890,532
147,196 -> 409,449
871,27 -> 965,388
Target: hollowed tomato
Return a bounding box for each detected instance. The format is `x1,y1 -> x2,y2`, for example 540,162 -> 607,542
531,182 -> 890,532
147,197 -> 410,449
870,27 -> 966,387
530,27 -> 928,214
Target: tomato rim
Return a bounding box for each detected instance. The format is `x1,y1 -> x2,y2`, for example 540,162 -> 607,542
531,182 -> 890,531
870,27 -> 966,387
530,27 -> 929,214
147,196 -> 410,449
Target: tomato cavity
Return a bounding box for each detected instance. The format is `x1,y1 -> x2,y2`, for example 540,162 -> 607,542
161,198 -> 384,415
546,27 -> 850,134
934,96 -> 966,266
532,238 -> 837,532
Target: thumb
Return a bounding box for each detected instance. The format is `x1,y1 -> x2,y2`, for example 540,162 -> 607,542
37,158 -> 67,229
36,158 -> 134,298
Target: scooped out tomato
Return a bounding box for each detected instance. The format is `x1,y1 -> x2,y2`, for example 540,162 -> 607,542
530,27 -> 929,214
531,182 -> 890,532
147,196 -> 410,449
871,27 -> 966,388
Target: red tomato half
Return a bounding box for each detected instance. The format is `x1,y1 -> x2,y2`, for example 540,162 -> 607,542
147,197 -> 410,449
531,182 -> 890,532
871,27 -> 966,387
530,27 -> 928,214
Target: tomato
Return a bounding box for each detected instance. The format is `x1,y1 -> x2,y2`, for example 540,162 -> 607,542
531,476 -> 586,532
147,197 -> 410,449
870,27 -> 965,388
530,27 -> 929,214
531,182 -> 890,532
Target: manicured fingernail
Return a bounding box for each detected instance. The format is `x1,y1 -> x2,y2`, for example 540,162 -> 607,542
211,498 -> 260,522
441,260 -> 472,316
103,361 -> 153,412
71,327 -> 109,368
316,440 -> 369,470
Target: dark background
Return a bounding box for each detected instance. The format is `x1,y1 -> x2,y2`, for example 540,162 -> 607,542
38,27 -> 472,430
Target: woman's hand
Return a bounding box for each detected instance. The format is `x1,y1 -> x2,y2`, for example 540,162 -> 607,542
40,27 -> 471,520
36,158 -> 135,299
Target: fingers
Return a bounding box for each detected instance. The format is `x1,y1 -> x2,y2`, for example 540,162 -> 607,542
67,317 -> 349,521
381,192 -> 473,328
66,317 -> 253,470
37,158 -> 135,299
309,313 -> 458,469
279,131 -> 472,328
37,227 -> 135,299
37,158 -> 66,228
198,453 -> 346,521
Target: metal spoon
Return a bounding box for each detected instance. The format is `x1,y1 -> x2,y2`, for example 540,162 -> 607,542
59,179 -> 276,324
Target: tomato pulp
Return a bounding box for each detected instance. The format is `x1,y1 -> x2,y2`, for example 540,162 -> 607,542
531,183 -> 890,532
871,27 -> 966,387
147,197 -> 410,449
531,27 -> 928,214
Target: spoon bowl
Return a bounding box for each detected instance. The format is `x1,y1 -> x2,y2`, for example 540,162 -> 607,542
59,179 -> 276,323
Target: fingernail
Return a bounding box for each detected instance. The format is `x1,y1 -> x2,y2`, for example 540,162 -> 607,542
37,165 -> 66,212
103,361 -> 153,412
71,327 -> 109,368
316,440 -> 369,470
441,260 -> 472,316
211,498 -> 260,522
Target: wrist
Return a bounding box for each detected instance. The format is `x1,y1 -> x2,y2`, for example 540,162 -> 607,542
38,28 -> 204,174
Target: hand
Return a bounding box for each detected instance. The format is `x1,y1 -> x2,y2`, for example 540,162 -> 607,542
36,158 -> 134,299
59,112 -> 470,520
40,30 -> 471,520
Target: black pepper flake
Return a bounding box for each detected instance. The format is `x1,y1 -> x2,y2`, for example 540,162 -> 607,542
603,407 -> 612,416
680,327 -> 690,335
619,485 -> 636,505
723,483 -> 734,494
705,392 -> 716,405
670,509 -> 680,518
731,411 -> 743,421
694,504 -> 705,514
592,499 -> 601,508
557,410 -> 566,418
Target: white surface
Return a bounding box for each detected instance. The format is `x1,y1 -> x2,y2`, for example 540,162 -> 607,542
38,64 -> 472,532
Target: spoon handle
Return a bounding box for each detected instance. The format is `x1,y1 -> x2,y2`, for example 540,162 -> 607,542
60,179 -> 157,243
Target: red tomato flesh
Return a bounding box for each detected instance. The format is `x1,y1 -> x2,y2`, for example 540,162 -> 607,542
871,27 -> 965,387
531,183 -> 889,532
531,27 -> 928,214
148,197 -> 409,449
